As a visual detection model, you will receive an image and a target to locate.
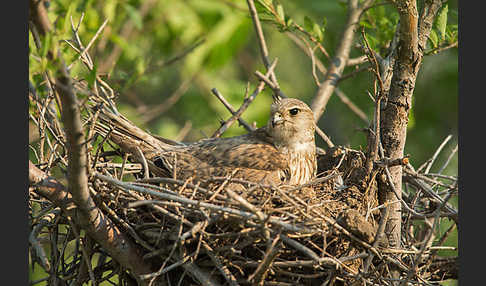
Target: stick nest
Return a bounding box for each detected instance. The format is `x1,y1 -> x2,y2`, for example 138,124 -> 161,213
92,139 -> 380,285
29,79 -> 458,285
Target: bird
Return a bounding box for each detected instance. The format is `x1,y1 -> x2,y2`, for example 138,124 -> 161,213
94,96 -> 317,187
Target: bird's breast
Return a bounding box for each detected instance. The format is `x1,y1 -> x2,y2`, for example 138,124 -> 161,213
283,144 -> 317,185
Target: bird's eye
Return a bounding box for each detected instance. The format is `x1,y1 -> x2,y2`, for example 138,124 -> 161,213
289,108 -> 300,116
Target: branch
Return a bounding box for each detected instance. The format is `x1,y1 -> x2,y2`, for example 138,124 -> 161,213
211,88 -> 255,132
55,59 -> 93,218
379,0 -> 446,250
211,59 -> 278,138
417,0 -> 446,49
29,161 -> 154,284
246,0 -> 280,90
286,32 -> 369,124
310,0 -> 373,121
28,2 -> 156,281
28,0 -> 52,36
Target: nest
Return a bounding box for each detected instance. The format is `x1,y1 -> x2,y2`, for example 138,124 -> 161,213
88,142 -> 381,285
28,77 -> 458,286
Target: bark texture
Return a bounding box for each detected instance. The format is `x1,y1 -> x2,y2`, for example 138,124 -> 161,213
380,0 -> 445,249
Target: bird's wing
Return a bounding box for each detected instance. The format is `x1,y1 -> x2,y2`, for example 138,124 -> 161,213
187,128 -> 289,172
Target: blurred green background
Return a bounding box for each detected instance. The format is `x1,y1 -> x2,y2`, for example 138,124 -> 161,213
29,0 -> 458,284
29,0 -> 458,171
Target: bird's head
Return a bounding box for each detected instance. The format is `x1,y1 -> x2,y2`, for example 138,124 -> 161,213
267,97 -> 316,149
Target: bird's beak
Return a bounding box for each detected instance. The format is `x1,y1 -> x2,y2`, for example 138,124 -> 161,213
272,113 -> 284,127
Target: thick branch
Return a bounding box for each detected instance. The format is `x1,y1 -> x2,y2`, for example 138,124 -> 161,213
29,2 -> 156,281
379,0 -> 445,249
56,66 -> 159,284
55,61 -> 94,221
28,0 -> 52,36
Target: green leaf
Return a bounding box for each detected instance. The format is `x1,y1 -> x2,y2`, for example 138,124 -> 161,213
255,0 -> 273,13
304,16 -> 314,32
259,0 -> 273,7
428,29 -> 438,48
286,18 -> 293,27
436,4 -> 448,41
303,16 -> 324,42
446,24 -> 458,43
276,4 -> 285,21
360,20 -> 372,29
313,22 -> 323,42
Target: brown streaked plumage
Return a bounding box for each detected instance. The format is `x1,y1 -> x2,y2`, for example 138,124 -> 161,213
96,97 -> 317,186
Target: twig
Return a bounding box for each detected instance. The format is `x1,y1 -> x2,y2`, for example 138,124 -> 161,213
291,22 -> 331,60
140,75 -> 195,124
142,213 -> 185,283
401,192 -> 454,285
175,121 -> 193,142
362,27 -> 386,176
211,88 -> 254,132
211,59 -> 278,138
97,173 -> 320,234
346,55 -> 369,66
423,134 -> 453,174
246,0 -> 279,87
68,18 -> 109,70
363,206 -> 388,272
437,144 -> 458,175
308,44 -> 321,86
286,32 -> 369,124
316,125 -> 335,149
29,210 -> 61,272
338,64 -> 370,83
248,233 -> 281,284
29,161 -> 154,285
146,38 -> 206,73
135,146 -> 150,179
201,241 -> 239,286
118,153 -> 130,180
425,41 -> 458,55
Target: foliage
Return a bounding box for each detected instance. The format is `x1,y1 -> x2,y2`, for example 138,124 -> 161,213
30,0 -> 457,163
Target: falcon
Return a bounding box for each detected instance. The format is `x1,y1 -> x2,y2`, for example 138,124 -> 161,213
95,96 -> 317,186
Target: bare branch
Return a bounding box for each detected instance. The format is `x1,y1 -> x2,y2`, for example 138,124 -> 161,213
379,0 -> 446,251
310,0 -> 373,121
211,59 -> 278,138
211,88 -> 255,132
246,0 -> 280,89
29,161 -> 154,284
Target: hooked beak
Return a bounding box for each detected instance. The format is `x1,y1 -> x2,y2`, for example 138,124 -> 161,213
272,113 -> 284,127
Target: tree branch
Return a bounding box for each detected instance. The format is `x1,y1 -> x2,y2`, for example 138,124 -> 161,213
379,0 -> 445,253
29,161 -> 154,284
310,0 -> 372,121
